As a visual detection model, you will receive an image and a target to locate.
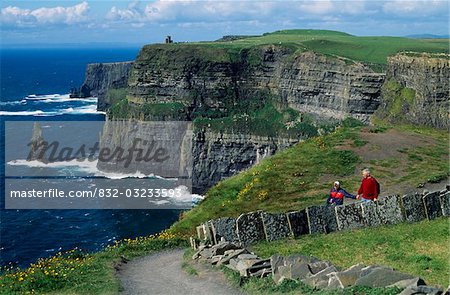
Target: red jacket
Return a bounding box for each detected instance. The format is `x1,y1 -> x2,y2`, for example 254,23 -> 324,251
358,176 -> 378,200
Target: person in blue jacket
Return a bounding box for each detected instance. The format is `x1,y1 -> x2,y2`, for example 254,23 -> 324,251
326,181 -> 356,206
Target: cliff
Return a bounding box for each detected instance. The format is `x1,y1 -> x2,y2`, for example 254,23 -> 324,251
192,132 -> 299,193
375,53 -> 449,128
74,37 -> 448,192
74,61 -> 133,111
126,45 -> 385,122
257,50 -> 385,122
96,122 -> 298,194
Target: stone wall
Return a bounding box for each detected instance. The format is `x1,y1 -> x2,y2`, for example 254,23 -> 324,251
195,188 -> 449,247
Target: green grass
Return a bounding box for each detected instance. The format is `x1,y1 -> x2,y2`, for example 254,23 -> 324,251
170,125 -> 363,234
105,88 -> 128,107
170,123 -> 449,235
194,102 -> 319,138
377,80 -> 417,121
0,235 -> 187,295
250,218 -> 449,287
108,99 -> 187,120
182,249 -> 199,276
180,29 -> 449,68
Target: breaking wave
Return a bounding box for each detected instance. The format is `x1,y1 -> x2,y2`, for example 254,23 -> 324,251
0,94 -> 104,116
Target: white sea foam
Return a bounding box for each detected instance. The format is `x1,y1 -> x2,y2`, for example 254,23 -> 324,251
150,200 -> 171,205
8,159 -> 160,179
8,158 -> 99,171
25,94 -> 97,103
0,94 -> 105,116
61,104 -> 105,115
0,110 -> 49,116
171,185 -> 204,204
0,100 -> 26,106
7,159 -> 203,205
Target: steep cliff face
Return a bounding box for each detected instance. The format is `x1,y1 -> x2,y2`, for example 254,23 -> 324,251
127,45 -> 385,121
249,49 -> 385,122
127,45 -> 238,108
78,61 -> 133,110
375,53 -> 449,129
90,45 -> 385,192
192,132 -> 299,193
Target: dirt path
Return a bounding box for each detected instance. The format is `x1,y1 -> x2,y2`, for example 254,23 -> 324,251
118,249 -> 244,295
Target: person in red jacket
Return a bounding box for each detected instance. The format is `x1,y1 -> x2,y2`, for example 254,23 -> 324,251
357,168 -> 379,202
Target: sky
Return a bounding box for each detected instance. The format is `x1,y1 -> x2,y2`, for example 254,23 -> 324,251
1,0 -> 449,47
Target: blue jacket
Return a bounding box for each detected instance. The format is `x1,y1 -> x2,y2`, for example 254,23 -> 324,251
326,188 -> 356,206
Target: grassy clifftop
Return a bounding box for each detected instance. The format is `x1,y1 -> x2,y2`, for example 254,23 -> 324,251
182,29 -> 449,67
170,122 -> 449,235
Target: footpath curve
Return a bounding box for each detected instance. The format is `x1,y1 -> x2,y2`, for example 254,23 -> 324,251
118,249 -> 243,295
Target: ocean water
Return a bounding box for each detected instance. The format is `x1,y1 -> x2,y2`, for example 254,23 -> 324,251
0,48 -> 183,267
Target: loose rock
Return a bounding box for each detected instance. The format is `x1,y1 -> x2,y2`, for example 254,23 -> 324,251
326,263 -> 365,289
355,267 -> 415,287
302,266 -> 338,288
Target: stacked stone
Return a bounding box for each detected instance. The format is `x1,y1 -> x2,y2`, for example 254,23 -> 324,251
276,258 -> 444,294
191,241 -> 272,278
193,188 -> 449,249
190,240 -> 444,294
271,258 -> 443,294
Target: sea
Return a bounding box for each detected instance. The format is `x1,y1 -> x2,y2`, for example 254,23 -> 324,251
0,47 -> 185,268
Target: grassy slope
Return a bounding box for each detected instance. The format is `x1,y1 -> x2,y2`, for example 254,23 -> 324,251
188,29 -> 448,66
0,235 -> 187,295
171,123 -> 449,234
170,122 -> 449,288
251,218 -> 449,287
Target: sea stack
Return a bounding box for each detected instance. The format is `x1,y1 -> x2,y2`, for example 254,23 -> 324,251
28,122 -> 47,162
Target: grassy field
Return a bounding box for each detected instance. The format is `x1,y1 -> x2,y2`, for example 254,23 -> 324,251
170,122 -> 449,235
181,29 -> 449,67
251,218 -> 449,287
